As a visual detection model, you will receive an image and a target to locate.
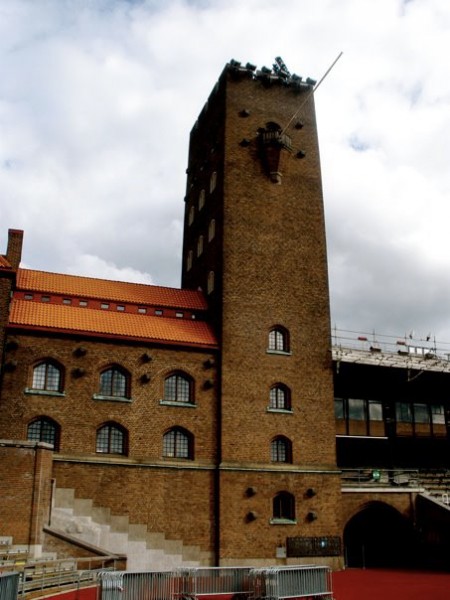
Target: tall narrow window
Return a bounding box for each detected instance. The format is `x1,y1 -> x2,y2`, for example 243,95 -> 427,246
164,372 -> 193,404
197,235 -> 204,257
269,384 -> 291,410
163,427 -> 193,459
188,205 -> 195,225
268,327 -> 289,353
209,171 -> 217,193
32,361 -> 63,392
272,492 -> 295,521
187,250 -> 193,271
198,189 -> 205,210
96,422 -> 127,455
99,366 -> 129,398
207,271 -> 215,294
208,219 -> 216,242
271,436 -> 292,463
27,417 -> 60,450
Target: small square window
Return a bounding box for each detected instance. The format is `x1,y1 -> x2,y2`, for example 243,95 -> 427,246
62,298 -> 72,305
41,296 -> 50,302
176,312 -> 184,318
138,307 -> 147,314
24,294 -> 33,300
101,303 -> 109,310
117,305 -> 125,312
79,300 -> 88,307
155,310 -> 163,316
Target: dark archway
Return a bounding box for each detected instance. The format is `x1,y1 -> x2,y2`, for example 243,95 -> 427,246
344,502 -> 418,568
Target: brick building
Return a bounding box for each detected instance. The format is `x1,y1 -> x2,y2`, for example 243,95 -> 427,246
2,59 -> 450,572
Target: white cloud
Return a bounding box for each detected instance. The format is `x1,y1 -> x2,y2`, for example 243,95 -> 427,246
66,254 -> 153,285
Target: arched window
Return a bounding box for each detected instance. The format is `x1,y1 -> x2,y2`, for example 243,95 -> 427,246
27,417 -> 60,450
207,271 -> 215,295
269,384 -> 291,410
273,491 -> 295,521
271,436 -> 292,463
197,235 -> 204,257
164,372 -> 193,404
268,326 -> 289,353
163,427 -> 193,459
32,361 -> 63,392
96,422 -> 127,455
99,366 -> 129,398
208,219 -> 216,242
188,205 -> 195,226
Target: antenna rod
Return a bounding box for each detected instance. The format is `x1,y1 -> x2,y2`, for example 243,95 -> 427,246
281,51 -> 343,135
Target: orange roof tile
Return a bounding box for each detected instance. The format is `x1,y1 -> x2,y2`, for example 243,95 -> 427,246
9,299 -> 218,349
17,269 -> 208,311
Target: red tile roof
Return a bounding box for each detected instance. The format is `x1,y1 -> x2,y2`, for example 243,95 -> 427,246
17,269 -> 208,311
9,299 -> 217,349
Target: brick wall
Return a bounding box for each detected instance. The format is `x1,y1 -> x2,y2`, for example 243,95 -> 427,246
0,333 -> 218,460
0,332 -> 218,555
341,490 -> 417,529
0,441 -> 53,550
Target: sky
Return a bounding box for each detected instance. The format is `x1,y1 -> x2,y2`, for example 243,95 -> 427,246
2,0 -> 450,350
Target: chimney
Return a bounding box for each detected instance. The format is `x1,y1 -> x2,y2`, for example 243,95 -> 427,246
6,229 -> 24,271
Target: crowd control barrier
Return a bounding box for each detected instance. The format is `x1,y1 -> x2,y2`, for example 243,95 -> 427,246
174,567 -> 253,600
97,570 -> 174,600
249,566 -> 333,600
97,565 -> 333,600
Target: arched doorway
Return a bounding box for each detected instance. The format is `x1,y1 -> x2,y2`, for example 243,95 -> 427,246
344,502 -> 417,568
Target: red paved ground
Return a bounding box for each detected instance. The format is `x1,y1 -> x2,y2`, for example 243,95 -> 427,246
333,568 -> 450,600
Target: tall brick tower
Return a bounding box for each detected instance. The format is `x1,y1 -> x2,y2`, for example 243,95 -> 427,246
185,59 -> 342,566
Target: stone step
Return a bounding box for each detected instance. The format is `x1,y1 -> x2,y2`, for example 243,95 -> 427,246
52,487 -> 208,569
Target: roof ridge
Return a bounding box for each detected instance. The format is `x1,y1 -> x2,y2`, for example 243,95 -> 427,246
18,268 -> 187,294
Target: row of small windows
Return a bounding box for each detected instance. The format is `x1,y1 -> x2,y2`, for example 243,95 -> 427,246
31,361 -> 293,411
22,295 -> 194,319
23,293 -> 195,319
27,417 -> 294,464
335,397 -> 447,438
31,363 -> 195,403
27,417 -> 193,457
335,398 -> 446,424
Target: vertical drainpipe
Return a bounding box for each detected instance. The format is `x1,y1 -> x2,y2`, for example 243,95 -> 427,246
214,355 -> 222,567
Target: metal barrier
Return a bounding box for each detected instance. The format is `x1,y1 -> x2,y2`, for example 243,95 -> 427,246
96,565 -> 333,600
97,570 -> 174,600
0,571 -> 20,600
174,567 -> 253,600
249,566 -> 333,600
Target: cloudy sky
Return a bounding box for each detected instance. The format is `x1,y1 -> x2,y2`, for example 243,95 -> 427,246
2,0 -> 450,349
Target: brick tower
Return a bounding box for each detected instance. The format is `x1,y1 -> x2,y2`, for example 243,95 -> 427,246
182,60 -> 342,566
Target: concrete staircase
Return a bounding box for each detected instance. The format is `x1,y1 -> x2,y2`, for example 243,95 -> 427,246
51,488 -> 211,570
418,469 -> 450,508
